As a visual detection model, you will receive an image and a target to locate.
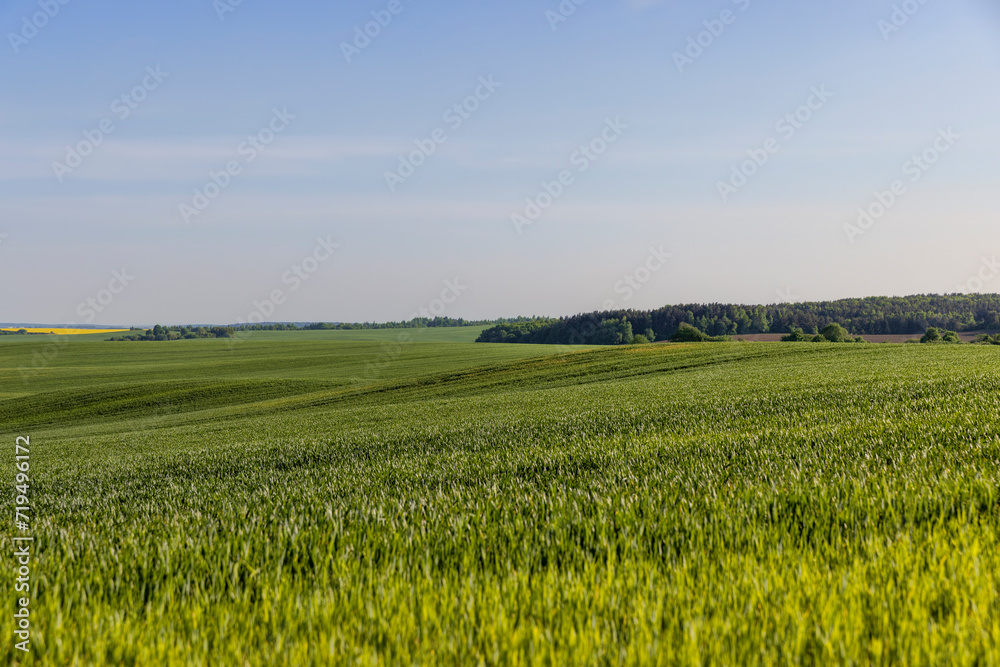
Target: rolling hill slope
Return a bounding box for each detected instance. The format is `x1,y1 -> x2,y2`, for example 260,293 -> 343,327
2,338 -> 999,664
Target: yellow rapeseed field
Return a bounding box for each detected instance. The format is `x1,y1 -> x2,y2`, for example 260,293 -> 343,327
0,327 -> 129,335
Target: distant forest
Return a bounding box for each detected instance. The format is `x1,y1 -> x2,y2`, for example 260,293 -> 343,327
106,317 -> 548,341
298,316 -> 538,330
476,294 -> 1000,345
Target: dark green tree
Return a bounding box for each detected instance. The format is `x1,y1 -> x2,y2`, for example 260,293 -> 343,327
941,330 -> 961,344
670,323 -> 708,342
820,323 -> 851,343
781,328 -> 809,342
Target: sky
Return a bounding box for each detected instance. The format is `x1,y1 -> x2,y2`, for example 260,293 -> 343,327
1,0 -> 999,325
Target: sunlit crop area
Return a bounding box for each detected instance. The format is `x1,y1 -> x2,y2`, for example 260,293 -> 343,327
1,336 -> 998,664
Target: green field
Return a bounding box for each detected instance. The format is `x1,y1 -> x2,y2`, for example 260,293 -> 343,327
2,336 -> 999,664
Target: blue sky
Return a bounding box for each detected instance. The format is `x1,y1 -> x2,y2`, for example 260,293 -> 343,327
1,0 -> 999,325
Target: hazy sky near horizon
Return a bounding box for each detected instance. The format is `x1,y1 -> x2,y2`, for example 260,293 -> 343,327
2,0 -> 999,325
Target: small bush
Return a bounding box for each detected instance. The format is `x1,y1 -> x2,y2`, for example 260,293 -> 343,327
669,323 -> 729,343
781,328 -> 809,342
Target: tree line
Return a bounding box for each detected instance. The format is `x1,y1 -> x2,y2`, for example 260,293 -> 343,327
476,294 -> 1000,345
300,316 -> 539,330
108,325 -> 237,341
106,317 -> 552,341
